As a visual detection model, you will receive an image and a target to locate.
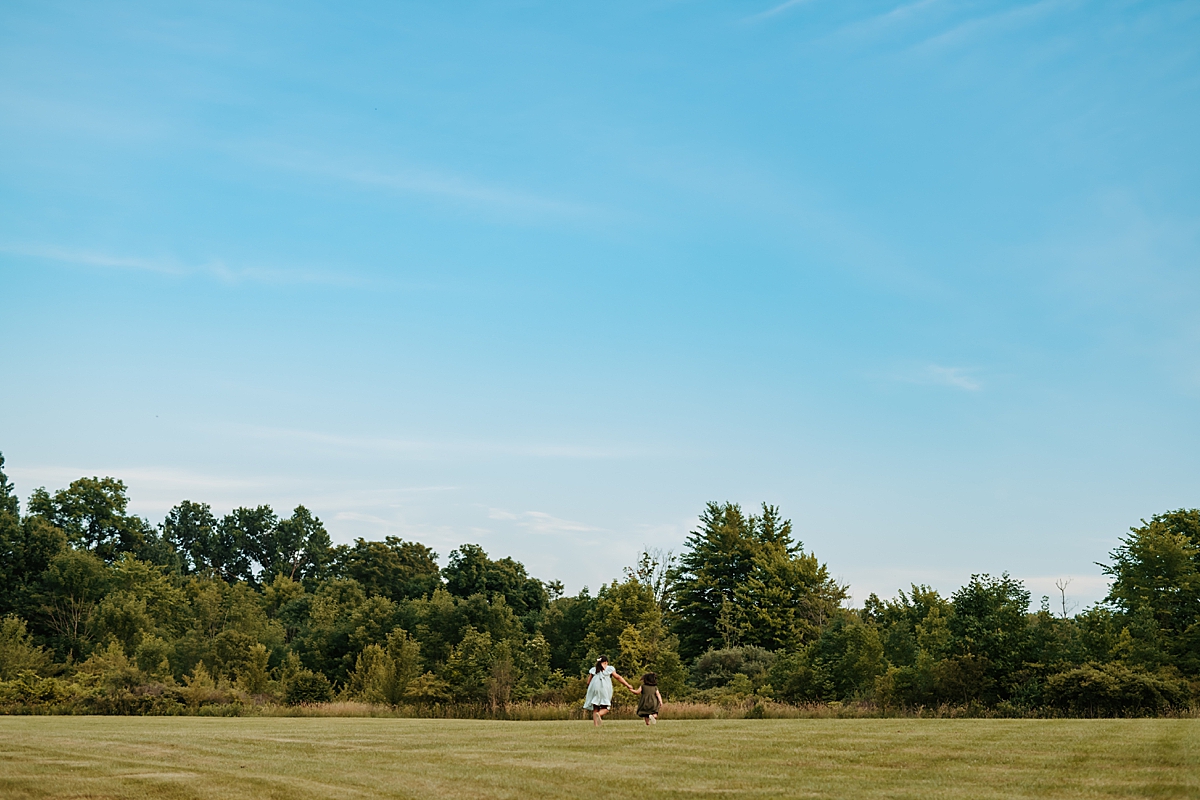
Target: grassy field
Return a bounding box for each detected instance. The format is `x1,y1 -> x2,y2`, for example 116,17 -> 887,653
0,716 -> 1196,799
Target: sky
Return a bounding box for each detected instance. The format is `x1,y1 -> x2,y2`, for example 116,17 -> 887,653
2,0 -> 1198,611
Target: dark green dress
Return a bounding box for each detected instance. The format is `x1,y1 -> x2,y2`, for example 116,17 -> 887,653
636,686 -> 661,717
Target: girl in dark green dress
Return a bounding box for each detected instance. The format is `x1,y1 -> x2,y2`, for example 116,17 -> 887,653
632,672 -> 664,725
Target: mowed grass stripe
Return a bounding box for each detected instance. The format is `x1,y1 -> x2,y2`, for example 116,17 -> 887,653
0,717 -> 1196,799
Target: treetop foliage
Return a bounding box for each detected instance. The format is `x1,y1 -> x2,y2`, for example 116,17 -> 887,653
671,502 -> 846,659
0,451 -> 1195,717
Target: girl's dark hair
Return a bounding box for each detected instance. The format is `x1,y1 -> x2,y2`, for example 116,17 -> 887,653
594,656 -> 608,675
641,672 -> 658,686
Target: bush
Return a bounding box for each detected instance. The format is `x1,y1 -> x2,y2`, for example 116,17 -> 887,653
1044,662 -> 1191,716
0,672 -> 80,710
692,647 -> 775,690
0,616 -> 53,680
874,659 -> 936,708
286,671 -> 333,705
767,651 -> 822,703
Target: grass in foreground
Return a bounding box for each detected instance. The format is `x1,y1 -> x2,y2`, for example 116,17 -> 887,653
0,716 -> 1196,799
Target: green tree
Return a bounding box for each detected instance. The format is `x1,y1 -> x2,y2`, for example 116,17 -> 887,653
134,634 -> 175,681
864,586 -> 953,707
162,501 -> 216,575
441,628 -> 530,709
236,642 -> 273,695
806,611 -> 885,700
0,614 -> 53,679
173,577 -> 285,681
344,628 -> 422,705
585,576 -> 685,695
252,505 -> 333,585
671,503 -> 758,658
443,626 -> 497,704
540,589 -> 594,672
28,477 -> 150,563
334,536 -> 441,601
0,453 -> 17,519
0,516 -> 67,619
287,578 -> 369,681
35,547 -> 110,659
733,540 -> 845,651
948,573 -> 1032,702
221,506 -> 277,584
1102,510 -> 1200,675
442,543 -> 548,617
768,612 -> 885,702
91,554 -> 188,656
671,502 -> 844,659
862,584 -> 952,667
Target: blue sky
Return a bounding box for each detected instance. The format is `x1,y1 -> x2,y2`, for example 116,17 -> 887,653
2,0 -> 1198,609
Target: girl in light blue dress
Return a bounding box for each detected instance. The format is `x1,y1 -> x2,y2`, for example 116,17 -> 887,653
583,655 -> 633,726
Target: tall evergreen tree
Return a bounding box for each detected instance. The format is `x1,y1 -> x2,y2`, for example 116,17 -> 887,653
671,502 -> 845,659
0,453 -> 18,519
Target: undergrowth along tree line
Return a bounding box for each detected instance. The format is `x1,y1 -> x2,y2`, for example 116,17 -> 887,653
0,452 -> 1196,717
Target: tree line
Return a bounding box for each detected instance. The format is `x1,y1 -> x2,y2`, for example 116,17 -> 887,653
0,452 -> 1196,716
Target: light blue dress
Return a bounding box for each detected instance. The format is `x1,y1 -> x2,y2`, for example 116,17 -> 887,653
583,665 -> 615,710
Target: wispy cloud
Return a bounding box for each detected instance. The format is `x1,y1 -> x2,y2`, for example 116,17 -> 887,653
868,0 -> 945,28
628,145 -> 948,299
742,0 -> 821,24
6,464 -> 292,516
0,89 -> 170,143
0,243 -> 368,287
1043,224 -> 1200,309
829,0 -> 949,41
489,508 -> 601,534
247,145 -> 600,224
8,463 -> 469,544
231,424 -> 653,461
336,167 -> 590,219
893,364 -> 983,391
912,0 -> 1072,51
926,365 -> 981,391
8,464 -> 272,493
1,244 -> 186,276
327,509 -> 468,554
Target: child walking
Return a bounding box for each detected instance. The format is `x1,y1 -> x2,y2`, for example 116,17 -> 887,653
631,672 -> 664,725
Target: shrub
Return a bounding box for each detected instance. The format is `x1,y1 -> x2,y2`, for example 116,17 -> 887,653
767,651 -> 822,703
286,671 -> 333,705
0,672 -> 80,709
1044,662 -> 1191,716
767,614 -> 884,703
692,646 -> 776,690
874,650 -> 940,708
0,616 -> 53,680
